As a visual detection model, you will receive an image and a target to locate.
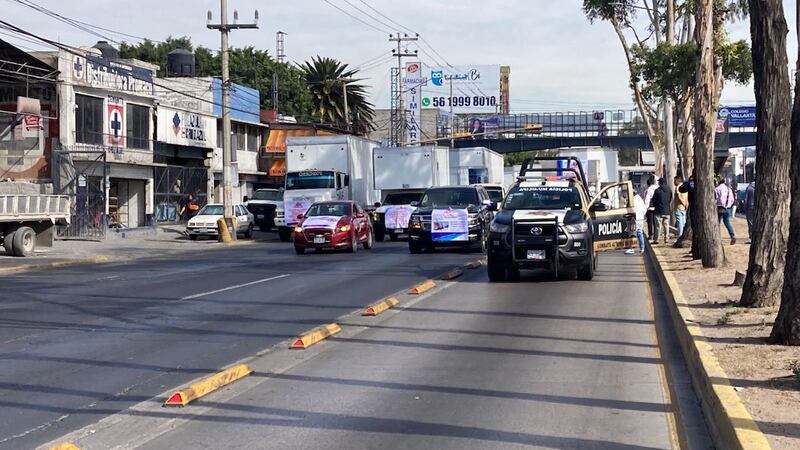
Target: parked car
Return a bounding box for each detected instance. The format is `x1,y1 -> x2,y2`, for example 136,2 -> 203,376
474,183 -> 506,204
244,188 -> 283,232
407,185 -> 495,254
186,203 -> 254,240
293,201 -> 374,254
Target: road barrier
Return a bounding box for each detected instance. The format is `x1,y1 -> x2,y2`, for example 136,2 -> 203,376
408,280 -> 436,295
291,323 -> 341,349
163,364 -> 253,407
440,268 -> 464,280
363,297 -> 399,316
49,444 -> 80,450
464,260 -> 483,269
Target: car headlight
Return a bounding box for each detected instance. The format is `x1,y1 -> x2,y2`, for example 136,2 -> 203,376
337,224 -> 351,233
371,212 -> 380,221
490,221 -> 510,233
277,210 -> 285,218
563,222 -> 589,233
294,225 -> 303,233
409,215 -> 422,228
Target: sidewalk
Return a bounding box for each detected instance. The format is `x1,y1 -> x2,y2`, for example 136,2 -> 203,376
0,224 -> 273,274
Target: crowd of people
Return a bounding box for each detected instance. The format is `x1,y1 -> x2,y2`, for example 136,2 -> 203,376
625,172 -> 752,255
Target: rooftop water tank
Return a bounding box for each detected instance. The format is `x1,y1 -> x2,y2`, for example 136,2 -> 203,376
166,48 -> 195,77
92,40 -> 118,59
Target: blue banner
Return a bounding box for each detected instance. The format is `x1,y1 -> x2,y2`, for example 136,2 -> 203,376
718,106 -> 756,128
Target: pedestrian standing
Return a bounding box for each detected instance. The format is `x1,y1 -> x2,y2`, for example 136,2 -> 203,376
714,178 -> 736,244
626,189 -> 648,255
644,175 -> 658,240
744,181 -> 755,244
651,178 -> 672,245
673,176 -> 689,240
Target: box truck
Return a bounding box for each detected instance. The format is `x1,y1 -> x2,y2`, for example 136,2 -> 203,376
449,147 -> 504,186
276,135 -> 379,241
371,146 -> 450,241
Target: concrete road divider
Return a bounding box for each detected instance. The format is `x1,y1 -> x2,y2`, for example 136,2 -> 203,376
49,444 -> 80,450
291,323 -> 341,349
163,363 -> 253,407
464,260 -> 482,269
440,268 -> 464,280
363,297 -> 399,316
408,280 -> 436,295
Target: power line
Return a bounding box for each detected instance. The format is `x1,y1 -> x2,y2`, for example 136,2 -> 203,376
320,0 -> 389,34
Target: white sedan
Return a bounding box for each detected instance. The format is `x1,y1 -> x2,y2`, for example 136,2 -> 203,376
186,204 -> 254,240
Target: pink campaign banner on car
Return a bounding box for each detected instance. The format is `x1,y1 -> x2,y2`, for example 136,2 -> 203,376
302,216 -> 340,230
385,206 -> 415,229
431,208 -> 469,242
285,199 -> 313,226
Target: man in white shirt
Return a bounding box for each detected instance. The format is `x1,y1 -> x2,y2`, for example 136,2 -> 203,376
643,175 -> 658,240
626,189 -> 649,254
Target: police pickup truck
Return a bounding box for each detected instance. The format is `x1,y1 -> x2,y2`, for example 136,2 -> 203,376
487,157 -> 636,282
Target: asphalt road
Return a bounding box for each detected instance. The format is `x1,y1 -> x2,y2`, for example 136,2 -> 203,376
31,251 -> 711,449
0,238 -> 479,449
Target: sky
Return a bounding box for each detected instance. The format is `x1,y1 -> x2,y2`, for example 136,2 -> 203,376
2,0 -> 797,113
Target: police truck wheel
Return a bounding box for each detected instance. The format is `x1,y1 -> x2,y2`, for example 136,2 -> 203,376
12,226 -> 35,257
487,260 -> 506,282
577,254 -> 595,281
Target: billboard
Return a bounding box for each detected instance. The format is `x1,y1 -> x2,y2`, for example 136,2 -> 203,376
68,51 -> 154,97
156,106 -> 217,149
718,106 -> 756,128
403,62 -> 424,144
421,64 -> 501,114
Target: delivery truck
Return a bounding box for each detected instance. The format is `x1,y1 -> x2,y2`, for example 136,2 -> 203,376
449,147 -> 504,186
277,135 -> 379,241
371,145 -> 450,241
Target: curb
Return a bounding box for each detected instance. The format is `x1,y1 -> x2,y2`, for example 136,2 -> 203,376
464,260 -> 483,269
49,444 -> 80,450
647,247 -> 772,450
0,255 -> 114,275
440,268 -> 464,280
291,323 -> 341,349
408,280 -> 436,295
163,363 -> 253,407
363,297 -> 399,316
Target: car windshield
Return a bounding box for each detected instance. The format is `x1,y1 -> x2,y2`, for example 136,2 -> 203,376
305,203 -> 351,217
383,192 -> 422,206
503,186 -> 581,210
484,187 -> 504,203
197,205 -> 224,215
252,190 -> 283,201
286,171 -> 336,190
419,188 -> 478,208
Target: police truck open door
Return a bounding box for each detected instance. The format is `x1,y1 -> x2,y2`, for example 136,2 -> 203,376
588,181 -> 637,252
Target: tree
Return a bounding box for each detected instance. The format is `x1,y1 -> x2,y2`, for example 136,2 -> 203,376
300,56 -> 375,135
739,0 -> 791,308
771,5 -> 800,345
693,0 -> 725,268
119,37 -> 314,120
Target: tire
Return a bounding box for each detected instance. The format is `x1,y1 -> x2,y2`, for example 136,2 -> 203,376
409,241 -> 422,254
375,229 -> 385,242
12,226 -> 35,257
487,257 -> 506,282
389,233 -> 399,242
577,253 -> 595,281
278,228 -> 292,242
474,229 -> 488,253
244,224 -> 253,239
363,229 -> 374,250
189,234 -> 198,241
349,231 -> 358,253
294,246 -> 305,255
3,227 -> 17,255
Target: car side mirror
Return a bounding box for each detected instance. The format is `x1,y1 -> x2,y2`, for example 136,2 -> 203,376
590,203 -> 609,212
374,202 -> 381,208
487,202 -> 498,212
410,201 -> 419,207
297,214 -> 304,220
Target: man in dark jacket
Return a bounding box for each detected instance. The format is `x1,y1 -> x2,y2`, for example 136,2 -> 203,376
651,178 -> 672,244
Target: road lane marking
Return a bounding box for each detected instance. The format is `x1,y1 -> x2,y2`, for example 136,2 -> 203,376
180,274 -> 290,300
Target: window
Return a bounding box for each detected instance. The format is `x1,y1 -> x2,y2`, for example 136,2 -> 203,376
233,123 -> 246,151
75,94 -> 103,144
247,125 -> 258,151
126,104 -> 149,149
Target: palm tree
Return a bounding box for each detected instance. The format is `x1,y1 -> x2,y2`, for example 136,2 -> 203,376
300,56 -> 375,135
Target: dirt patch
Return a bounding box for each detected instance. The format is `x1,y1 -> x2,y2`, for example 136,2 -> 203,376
656,218 -> 800,450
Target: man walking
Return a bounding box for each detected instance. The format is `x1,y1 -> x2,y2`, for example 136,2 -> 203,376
715,178 -> 736,245
673,176 -> 689,240
651,178 -> 672,245
744,181 -> 755,244
625,189 -> 648,255
643,175 -> 658,240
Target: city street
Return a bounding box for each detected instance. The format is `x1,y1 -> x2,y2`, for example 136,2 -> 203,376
0,242 -> 710,449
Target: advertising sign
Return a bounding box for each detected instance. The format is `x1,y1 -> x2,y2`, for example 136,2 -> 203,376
107,96 -> 125,147
384,206 -> 415,230
302,216 -> 340,229
422,64 -> 501,114
157,106 -> 217,149
22,115 -> 42,138
718,106 -> 756,128
285,198 -> 313,226
431,208 -> 469,242
468,116 -> 500,139
70,52 -> 154,96
403,62 -> 423,144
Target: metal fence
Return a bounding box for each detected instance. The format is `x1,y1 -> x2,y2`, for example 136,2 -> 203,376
153,165 -> 208,223
53,150 -> 107,240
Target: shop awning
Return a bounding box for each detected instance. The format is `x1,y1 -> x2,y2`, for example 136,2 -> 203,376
264,128 -> 335,153
269,159 -> 286,177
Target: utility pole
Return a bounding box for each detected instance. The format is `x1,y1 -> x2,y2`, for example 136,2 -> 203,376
208,0 -> 258,240
449,76 -> 454,148
664,0 -> 677,183
342,80 -> 350,132
389,33 -> 418,146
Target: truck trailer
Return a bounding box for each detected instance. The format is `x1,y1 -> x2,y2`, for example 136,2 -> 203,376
449,147 -> 504,186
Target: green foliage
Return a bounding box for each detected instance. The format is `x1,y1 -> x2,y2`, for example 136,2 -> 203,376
300,56 -> 375,135
720,40 -> 753,85
582,0 -> 637,24
503,150 -> 556,167
118,37 -> 313,120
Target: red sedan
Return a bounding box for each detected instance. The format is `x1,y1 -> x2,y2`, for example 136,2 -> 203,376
293,201 -> 374,254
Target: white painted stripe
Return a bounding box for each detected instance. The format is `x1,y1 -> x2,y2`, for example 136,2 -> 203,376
180,274 -> 291,300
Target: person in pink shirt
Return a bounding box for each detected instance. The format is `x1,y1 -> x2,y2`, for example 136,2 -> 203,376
715,178 -> 736,244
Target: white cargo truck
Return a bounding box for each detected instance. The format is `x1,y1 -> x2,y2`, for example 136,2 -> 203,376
277,135 -> 379,241
371,145 -> 450,241
449,147 -> 504,186
1,192 -> 70,256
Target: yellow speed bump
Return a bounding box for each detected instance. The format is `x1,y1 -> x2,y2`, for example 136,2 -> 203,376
363,297 -> 399,316
464,260 -> 483,269
163,363 -> 253,407
291,323 -> 341,349
409,280 -> 436,295
440,268 -> 464,280
49,444 -> 80,450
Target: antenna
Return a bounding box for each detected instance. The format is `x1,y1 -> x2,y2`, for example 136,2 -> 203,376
276,31 -> 287,64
